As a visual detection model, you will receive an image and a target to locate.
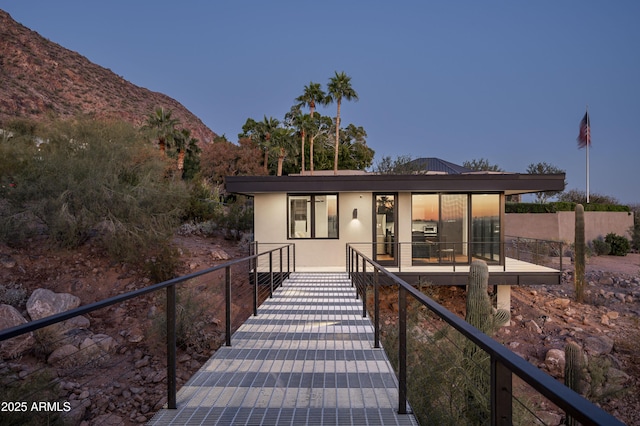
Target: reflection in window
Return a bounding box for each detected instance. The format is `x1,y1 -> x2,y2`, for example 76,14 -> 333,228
441,194 -> 468,261
288,194 -> 338,239
471,194 -> 500,262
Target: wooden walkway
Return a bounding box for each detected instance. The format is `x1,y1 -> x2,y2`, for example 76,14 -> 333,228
149,272 -> 417,426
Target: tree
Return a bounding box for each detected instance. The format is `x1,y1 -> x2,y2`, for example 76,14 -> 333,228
200,136 -> 264,184
295,82 -> 327,173
307,113 -> 332,175
374,155 -> 422,174
239,116 -> 280,174
173,128 -> 199,174
327,71 -> 358,174
143,107 -> 179,155
463,158 -> 503,172
270,127 -> 296,176
284,106 -> 312,175
337,124 -> 374,170
557,189 -> 619,205
526,162 -> 566,203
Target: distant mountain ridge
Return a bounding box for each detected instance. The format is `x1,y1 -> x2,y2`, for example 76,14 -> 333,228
0,9 -> 216,143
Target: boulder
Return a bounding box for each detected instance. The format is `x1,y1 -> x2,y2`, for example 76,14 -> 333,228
584,335 -> 614,356
0,304 -> 35,358
26,288 -> 80,321
545,348 -> 566,377
47,344 -> 80,366
210,248 -> 230,261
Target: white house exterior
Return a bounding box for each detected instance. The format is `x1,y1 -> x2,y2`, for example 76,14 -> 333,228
226,169 -> 565,274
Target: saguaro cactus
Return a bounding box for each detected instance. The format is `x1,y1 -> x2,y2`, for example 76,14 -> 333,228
575,204 -> 585,303
464,260 -> 511,423
564,341 -> 584,426
466,260 -> 511,334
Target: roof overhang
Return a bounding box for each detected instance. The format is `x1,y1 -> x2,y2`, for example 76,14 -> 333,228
225,173 -> 566,196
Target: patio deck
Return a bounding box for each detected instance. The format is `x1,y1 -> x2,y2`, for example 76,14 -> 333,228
149,272 -> 417,426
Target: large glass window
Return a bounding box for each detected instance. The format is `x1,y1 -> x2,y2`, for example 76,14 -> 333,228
288,194 -> 338,239
471,194 -> 500,262
411,195 -> 439,262
440,194 -> 468,263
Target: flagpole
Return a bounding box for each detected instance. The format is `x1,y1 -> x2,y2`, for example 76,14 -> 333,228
586,105 -> 590,204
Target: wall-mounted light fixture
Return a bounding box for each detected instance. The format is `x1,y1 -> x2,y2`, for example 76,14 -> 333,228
352,208 -> 358,219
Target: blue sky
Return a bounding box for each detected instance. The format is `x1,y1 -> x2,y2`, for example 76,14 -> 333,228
2,1 -> 639,204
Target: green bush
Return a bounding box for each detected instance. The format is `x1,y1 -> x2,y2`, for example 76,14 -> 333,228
0,118 -> 187,262
604,233 -> 630,256
591,238 -> 611,256
505,202 -> 630,214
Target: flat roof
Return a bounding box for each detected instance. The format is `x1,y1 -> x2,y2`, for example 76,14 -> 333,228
225,173 -> 566,195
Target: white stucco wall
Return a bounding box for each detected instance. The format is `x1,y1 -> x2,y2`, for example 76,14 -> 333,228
254,192 -> 373,269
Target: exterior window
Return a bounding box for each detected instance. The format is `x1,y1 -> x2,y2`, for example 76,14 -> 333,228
288,194 -> 338,239
471,194 -> 500,262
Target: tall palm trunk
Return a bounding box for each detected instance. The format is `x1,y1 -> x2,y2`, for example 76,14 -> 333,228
177,150 -> 185,171
277,148 -> 285,176
309,136 -> 315,175
263,149 -> 269,173
300,130 -> 306,175
333,100 -> 341,175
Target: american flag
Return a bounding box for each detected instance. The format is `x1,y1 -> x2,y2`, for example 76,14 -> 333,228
577,111 -> 591,148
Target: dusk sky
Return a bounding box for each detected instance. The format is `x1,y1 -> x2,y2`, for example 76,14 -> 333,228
2,1 -> 639,204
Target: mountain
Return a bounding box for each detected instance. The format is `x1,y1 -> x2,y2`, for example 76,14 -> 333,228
0,9 -> 216,143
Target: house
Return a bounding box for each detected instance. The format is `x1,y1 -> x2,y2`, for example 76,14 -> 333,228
225,162 -> 566,308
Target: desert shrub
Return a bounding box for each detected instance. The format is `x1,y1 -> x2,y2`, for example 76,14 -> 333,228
0,368 -> 64,425
591,238 -> 611,256
222,196 -> 253,240
148,286 -> 214,353
0,118 -> 187,262
182,180 -> 224,223
0,283 -> 28,308
144,243 -> 182,283
604,233 -> 630,256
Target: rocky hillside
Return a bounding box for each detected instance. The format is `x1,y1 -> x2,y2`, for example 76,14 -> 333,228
0,9 -> 216,143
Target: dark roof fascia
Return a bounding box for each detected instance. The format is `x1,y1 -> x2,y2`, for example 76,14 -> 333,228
225,173 -> 566,196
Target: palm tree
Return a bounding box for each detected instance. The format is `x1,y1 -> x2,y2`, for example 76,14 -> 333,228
295,82 -> 326,174
308,113 -> 332,175
285,106 -> 314,175
144,107 -> 179,156
239,116 -> 280,174
174,128 -> 198,173
270,127 -> 296,176
327,72 -> 358,174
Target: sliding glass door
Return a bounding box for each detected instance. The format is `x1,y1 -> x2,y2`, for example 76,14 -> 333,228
374,194 -> 397,266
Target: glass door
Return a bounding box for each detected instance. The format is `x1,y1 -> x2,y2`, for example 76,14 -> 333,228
374,194 -> 397,266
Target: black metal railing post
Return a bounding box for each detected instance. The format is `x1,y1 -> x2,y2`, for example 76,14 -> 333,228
166,284 -> 177,409
398,285 -> 407,415
279,247 -> 283,288
355,252 -> 359,299
362,259 -> 367,318
225,265 -> 231,346
491,357 -> 513,425
287,245 -> 291,276
374,267 -> 380,349
269,251 -> 274,298
253,254 -> 258,316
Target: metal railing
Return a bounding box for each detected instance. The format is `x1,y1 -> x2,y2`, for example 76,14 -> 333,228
348,238 -> 564,272
0,243 -> 294,423
347,244 -> 623,426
